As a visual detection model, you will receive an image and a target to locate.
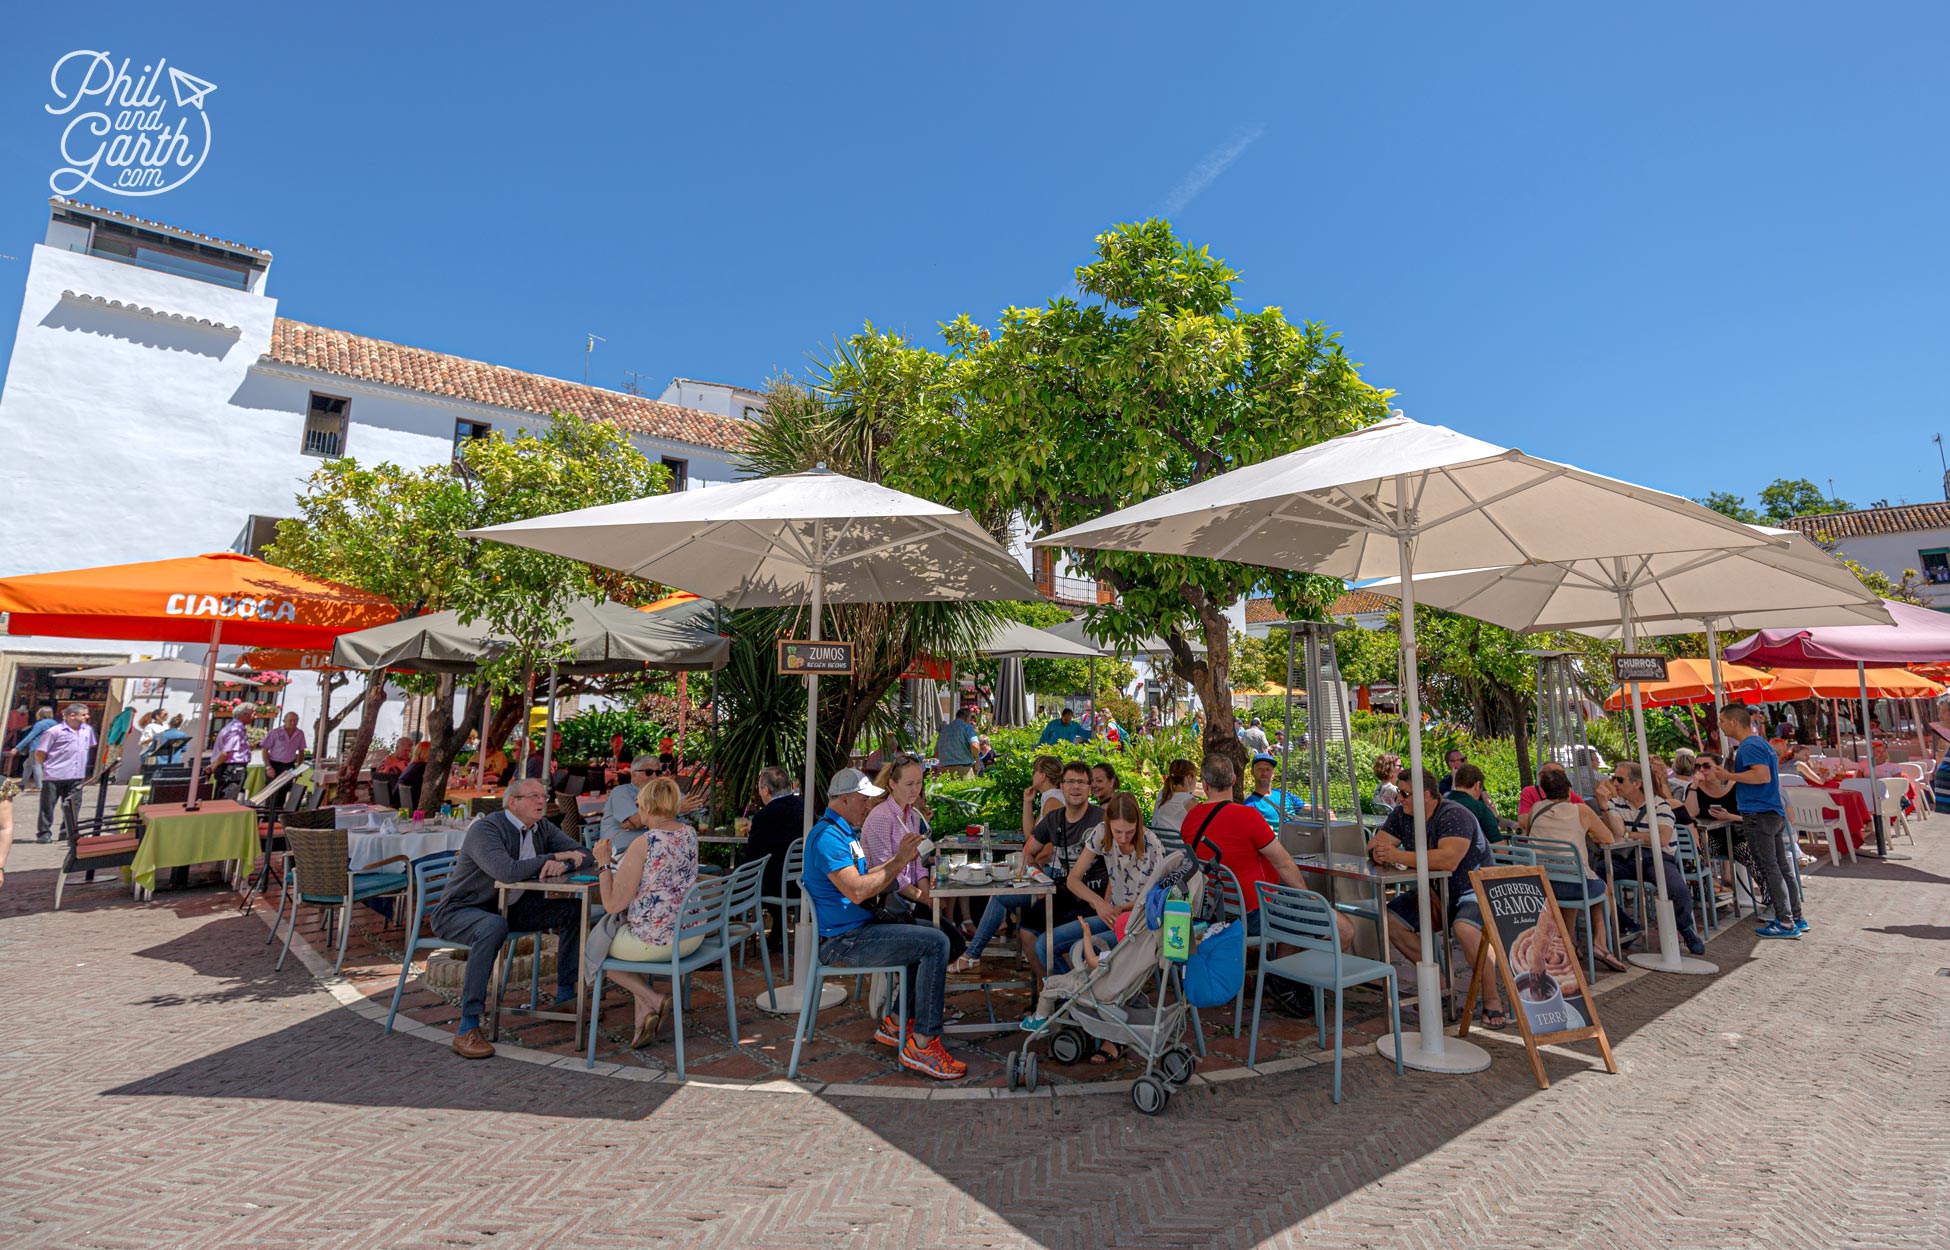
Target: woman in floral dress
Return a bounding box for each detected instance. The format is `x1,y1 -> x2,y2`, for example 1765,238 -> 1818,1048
592,777 -> 701,1047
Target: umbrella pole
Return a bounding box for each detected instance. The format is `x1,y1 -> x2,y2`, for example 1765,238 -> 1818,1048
1626,584 -> 1715,975
541,664 -> 558,785
1860,660 -> 1888,857
762,545 -> 844,1016
1375,522 -> 1490,1075
185,620 -> 222,811
1704,620 -> 1724,747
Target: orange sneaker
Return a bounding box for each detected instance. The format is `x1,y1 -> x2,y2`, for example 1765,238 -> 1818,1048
872,1014 -> 904,1047
900,1036 -> 966,1080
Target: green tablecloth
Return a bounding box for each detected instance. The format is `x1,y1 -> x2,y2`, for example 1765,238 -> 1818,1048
245,764 -> 266,795
131,802 -> 260,892
117,777 -> 151,817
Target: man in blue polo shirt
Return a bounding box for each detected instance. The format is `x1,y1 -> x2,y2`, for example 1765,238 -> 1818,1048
1720,704 -> 1804,937
1037,707 -> 1089,745
1243,752 -> 1303,828
804,767 -> 966,1081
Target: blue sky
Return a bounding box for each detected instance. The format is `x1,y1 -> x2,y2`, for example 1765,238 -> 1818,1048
1,2 -> 1944,510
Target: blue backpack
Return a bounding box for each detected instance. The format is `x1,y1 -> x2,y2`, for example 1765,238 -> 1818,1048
1182,918 -> 1245,1008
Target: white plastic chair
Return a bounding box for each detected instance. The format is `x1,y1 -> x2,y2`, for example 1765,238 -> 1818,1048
1786,787 -> 1852,867
1877,779 -> 1916,846
1779,773 -> 1807,788
1897,762 -> 1934,814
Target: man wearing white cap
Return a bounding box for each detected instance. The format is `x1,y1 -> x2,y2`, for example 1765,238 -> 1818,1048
802,767 -> 966,1081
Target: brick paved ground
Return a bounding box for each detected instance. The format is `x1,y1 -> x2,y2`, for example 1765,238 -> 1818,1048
3,793 -> 1948,1249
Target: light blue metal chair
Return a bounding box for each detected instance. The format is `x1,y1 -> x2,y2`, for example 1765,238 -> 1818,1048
785,889 -> 908,1080
758,838 -> 804,969
723,855 -> 775,999
1508,834 -> 1608,981
1249,882 -> 1403,1102
587,873 -> 734,1077
385,852 -> 465,1032
1670,825 -> 1717,935
1213,864 -> 1268,1035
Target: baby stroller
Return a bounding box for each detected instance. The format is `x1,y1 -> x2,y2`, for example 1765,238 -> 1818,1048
1008,850 -> 1208,1114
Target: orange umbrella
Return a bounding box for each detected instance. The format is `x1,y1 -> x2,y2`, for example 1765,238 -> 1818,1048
0,553 -> 397,805
0,552 -> 397,650
1603,657 -> 1773,710
1756,666 -> 1945,699
238,648 -> 352,672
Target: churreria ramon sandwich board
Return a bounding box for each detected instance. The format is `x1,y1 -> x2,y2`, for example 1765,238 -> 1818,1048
1457,863 -> 1618,1089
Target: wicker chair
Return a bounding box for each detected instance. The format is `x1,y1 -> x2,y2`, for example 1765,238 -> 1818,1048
272,827 -> 410,975
251,807 -> 338,921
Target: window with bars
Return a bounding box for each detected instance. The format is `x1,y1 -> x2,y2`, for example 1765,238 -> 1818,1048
302,393 -> 348,458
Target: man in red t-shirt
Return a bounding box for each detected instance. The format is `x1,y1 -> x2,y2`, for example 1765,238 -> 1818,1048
1517,761 -> 1586,828
1182,756 -> 1353,946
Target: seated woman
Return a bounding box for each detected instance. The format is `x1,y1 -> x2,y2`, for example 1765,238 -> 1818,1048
1785,743 -> 1826,787
1373,753 -> 1403,810
950,754 -> 1067,973
1526,769 -> 1630,972
1022,793 -> 1163,1048
591,777 -> 701,1048
1149,758 -> 1198,832
859,756 -> 965,960
480,741 -> 511,785
398,741 -> 431,810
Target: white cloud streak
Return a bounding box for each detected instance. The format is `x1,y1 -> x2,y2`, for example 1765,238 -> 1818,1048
1160,125 -> 1266,215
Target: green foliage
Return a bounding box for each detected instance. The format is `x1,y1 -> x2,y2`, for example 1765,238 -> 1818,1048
1330,621 -> 1399,690
554,708 -> 659,764
1696,491 -> 1763,525
1698,478 -> 1851,527
988,600 -> 1137,698
888,219 -> 1391,765
710,610 -> 809,815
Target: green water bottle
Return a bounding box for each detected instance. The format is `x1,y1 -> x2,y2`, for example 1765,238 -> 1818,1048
1161,886 -> 1192,963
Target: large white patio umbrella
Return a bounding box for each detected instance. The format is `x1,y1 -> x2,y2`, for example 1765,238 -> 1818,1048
1039,416 -> 1772,1074
466,467 -> 1041,1014
1360,529 -> 1891,974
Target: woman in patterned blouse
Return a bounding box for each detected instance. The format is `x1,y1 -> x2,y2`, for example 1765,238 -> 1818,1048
593,777 -> 701,1048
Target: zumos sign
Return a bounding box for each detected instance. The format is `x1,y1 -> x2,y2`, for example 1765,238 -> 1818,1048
46,51 -> 217,197
778,640 -> 853,676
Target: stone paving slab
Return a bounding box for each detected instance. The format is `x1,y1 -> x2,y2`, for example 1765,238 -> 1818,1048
2,793 -> 1947,1248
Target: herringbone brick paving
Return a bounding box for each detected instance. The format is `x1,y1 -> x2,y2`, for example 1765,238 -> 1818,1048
3,795 -> 1947,1248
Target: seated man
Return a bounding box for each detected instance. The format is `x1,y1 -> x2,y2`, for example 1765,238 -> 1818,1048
431,779 -> 591,1060
1446,763 -> 1505,842
1364,768 -> 1506,1025
1603,760 -> 1706,955
805,767 -> 966,1080
1017,761 -> 1107,983
1182,755 -> 1342,943
1242,751 -> 1303,828
599,755 -> 657,853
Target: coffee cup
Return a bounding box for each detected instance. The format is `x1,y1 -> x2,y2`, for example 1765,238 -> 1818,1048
1515,970 -> 1570,1034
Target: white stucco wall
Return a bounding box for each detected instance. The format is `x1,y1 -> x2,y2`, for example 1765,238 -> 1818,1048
1823,530 -> 1950,610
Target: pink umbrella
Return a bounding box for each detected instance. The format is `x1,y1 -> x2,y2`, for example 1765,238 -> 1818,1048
1726,599 -> 1950,855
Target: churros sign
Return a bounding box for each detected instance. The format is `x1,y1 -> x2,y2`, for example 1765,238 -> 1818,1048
46,51 -> 216,197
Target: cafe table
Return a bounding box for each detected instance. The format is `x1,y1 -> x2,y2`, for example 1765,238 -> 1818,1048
487,874 -> 600,1050
928,865 -> 1057,1036
1296,850 -> 1458,1015
131,801 -> 260,896
347,819 -> 470,872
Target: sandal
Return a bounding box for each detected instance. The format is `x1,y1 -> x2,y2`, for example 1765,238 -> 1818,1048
1595,950 -> 1629,973
630,998 -> 669,1049
1479,1008 -> 1512,1029
1088,1042 -> 1124,1065
948,955 -> 982,975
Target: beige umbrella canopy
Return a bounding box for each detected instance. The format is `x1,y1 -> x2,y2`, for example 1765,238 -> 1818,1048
1041,415 -> 1775,1075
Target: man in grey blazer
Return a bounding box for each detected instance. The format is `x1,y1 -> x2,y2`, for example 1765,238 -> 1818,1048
432,778 -> 591,1059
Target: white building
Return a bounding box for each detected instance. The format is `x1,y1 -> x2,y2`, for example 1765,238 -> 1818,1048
657,377 -> 768,421
1782,503 -> 1950,611
0,198 -> 755,745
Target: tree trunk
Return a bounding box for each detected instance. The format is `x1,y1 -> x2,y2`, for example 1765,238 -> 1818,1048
418,672 -> 473,810
1182,592 -> 1245,778
1503,689 -> 1534,788
337,674 -> 388,801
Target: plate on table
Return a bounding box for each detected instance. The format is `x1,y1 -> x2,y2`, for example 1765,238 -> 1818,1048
950,866 -> 988,885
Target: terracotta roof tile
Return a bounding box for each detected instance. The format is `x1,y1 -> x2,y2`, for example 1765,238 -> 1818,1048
1781,502 -> 1950,542
51,197 -> 272,259
263,319 -> 749,453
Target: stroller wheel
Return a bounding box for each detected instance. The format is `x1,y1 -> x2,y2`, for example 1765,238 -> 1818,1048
1024,1051 -> 1038,1092
1005,1051 -> 1021,1091
1049,1027 -> 1088,1065
1132,1075 -> 1169,1115
1160,1046 -> 1198,1086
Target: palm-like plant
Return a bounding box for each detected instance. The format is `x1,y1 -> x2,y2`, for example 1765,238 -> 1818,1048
727,346 -> 1012,791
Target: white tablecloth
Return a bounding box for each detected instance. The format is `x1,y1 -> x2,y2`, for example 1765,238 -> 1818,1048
347,824 -> 470,872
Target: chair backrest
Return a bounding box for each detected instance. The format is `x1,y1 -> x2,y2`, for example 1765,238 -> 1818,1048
673,871 -> 734,944
370,776 -> 396,808
1255,882 -> 1341,955
1490,843 -> 1530,868
1214,863 -> 1246,920
1784,787 -> 1836,829
473,795 -> 503,817
725,855 -> 769,923
285,827 -> 351,897
1669,824 -> 1705,871
780,836 -> 805,890
74,812 -> 143,843
1779,773 -> 1807,787
1898,762 -> 1927,784
148,779 -> 190,806
1877,779 -> 1905,815
562,774 -> 586,798
409,850 -> 462,922
1509,835 -> 1584,885
1152,828 -> 1187,855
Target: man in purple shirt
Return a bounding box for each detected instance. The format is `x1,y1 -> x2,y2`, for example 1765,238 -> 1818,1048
34,704 -> 96,843
212,707 -> 255,800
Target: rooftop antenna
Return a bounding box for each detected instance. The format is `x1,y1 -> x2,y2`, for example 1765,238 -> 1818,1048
583,333 -> 606,384
621,370 -> 650,397
1937,434 -> 1948,500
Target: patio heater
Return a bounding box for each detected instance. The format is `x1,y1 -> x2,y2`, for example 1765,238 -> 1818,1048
1529,650 -> 1598,800
1279,621 -> 1367,859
